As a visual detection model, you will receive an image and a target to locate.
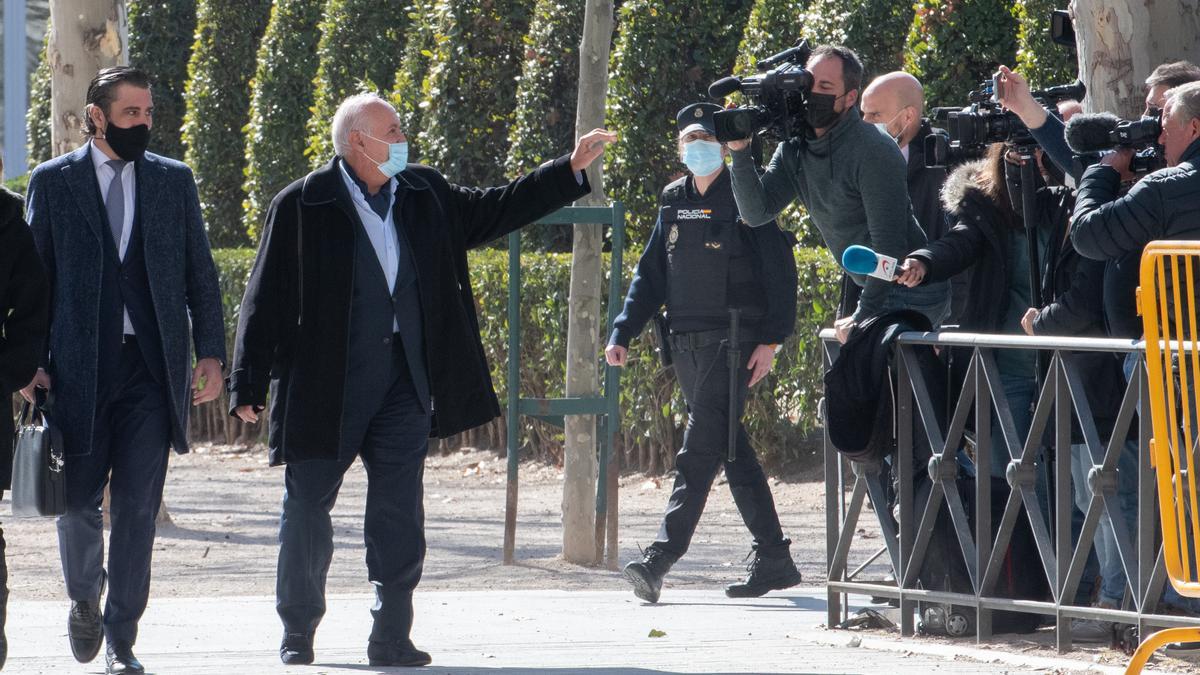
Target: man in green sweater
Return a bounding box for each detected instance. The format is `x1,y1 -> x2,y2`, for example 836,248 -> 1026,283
726,44 -> 950,341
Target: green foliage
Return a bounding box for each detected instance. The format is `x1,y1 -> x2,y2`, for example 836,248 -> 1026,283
243,0 -> 324,241
205,244 -> 839,470
129,0 -> 198,160
799,0 -> 915,77
505,0 -> 584,251
391,0 -> 439,161
418,0 -> 535,186
1012,0 -> 1077,89
3,174 -> 29,196
506,0 -> 582,175
735,0 -> 809,74
25,35 -> 51,170
606,0 -> 754,243
305,0 -> 410,166
905,0 -> 1018,108
182,0 -> 272,248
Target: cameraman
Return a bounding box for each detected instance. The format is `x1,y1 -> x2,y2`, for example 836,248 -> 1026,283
996,62 -> 1200,182
725,45 -> 950,342
1072,81 -> 1200,254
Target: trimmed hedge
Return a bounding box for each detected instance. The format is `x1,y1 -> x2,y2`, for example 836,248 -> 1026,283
417,0 -> 534,186
391,0 -> 438,161
25,35 -> 51,170
204,245 -> 840,471
182,0 -> 272,248
904,0 -> 1018,108
243,0 -> 324,241
1012,0 -> 1077,89
129,0 -> 198,161
800,0 -> 915,78
305,0 -> 410,166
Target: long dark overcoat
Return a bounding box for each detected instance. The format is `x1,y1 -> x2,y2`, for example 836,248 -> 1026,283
229,155 -> 589,465
26,145 -> 226,456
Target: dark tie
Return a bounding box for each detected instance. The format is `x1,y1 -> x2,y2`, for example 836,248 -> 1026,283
105,159 -> 127,253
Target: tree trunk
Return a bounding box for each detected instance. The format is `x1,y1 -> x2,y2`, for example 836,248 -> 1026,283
1071,0 -> 1200,118
48,0 -> 128,154
561,0 -> 614,565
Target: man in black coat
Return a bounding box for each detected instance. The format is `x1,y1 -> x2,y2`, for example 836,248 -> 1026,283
0,163 -> 50,669
23,67 -> 226,675
858,72 -> 962,322
229,92 -> 613,667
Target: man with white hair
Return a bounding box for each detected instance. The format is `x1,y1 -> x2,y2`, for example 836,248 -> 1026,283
1072,80 -> 1200,256
229,92 -> 614,667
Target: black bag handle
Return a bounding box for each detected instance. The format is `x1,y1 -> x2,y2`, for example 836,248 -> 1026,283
18,387 -> 52,427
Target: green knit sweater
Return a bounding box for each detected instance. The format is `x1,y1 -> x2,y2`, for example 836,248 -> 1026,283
729,108 -> 929,320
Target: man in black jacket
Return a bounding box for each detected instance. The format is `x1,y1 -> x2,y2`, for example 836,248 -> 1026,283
1072,81 -> 1200,258
860,72 -> 963,322
230,92 -> 612,667
606,103 -> 801,605
0,162 -> 49,669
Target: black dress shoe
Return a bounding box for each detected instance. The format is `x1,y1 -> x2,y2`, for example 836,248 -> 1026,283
367,639 -> 432,667
105,641 -> 144,675
280,632 -> 314,665
68,599 -> 104,663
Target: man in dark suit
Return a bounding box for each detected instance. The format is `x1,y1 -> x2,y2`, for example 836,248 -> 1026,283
230,92 -> 613,667
22,67 -> 226,675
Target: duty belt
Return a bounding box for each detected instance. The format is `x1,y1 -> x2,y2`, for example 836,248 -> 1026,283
667,328 -> 760,353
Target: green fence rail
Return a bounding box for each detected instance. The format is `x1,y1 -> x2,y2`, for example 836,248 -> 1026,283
504,203 -> 626,568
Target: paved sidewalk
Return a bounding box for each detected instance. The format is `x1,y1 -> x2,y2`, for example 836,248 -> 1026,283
5,589 -> 1154,674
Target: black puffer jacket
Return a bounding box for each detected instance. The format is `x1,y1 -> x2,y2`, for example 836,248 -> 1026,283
907,159 -> 1070,333
1072,138 -> 1200,260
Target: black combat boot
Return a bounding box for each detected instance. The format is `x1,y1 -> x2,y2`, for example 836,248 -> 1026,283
725,539 -> 802,598
623,546 -> 678,604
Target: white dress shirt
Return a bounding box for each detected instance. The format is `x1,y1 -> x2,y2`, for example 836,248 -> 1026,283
90,142 -> 137,336
337,160 -> 401,332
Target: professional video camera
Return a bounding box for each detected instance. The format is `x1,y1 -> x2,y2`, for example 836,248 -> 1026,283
924,78 -> 1087,168
706,41 -> 815,143
1065,108 -> 1165,174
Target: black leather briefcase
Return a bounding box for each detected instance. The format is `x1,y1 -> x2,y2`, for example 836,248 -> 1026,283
11,391 -> 64,517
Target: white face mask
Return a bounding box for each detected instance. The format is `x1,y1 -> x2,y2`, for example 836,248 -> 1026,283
873,108 -> 908,146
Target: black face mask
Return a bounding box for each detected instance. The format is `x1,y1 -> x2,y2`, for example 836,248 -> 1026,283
103,121 -> 151,162
806,91 -> 845,129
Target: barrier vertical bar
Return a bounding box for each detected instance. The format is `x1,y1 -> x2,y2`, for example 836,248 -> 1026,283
503,230 -> 522,564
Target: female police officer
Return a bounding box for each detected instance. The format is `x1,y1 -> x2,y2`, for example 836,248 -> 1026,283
605,103 -> 801,604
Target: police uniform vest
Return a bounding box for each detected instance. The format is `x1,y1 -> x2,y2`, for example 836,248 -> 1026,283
660,169 -> 765,334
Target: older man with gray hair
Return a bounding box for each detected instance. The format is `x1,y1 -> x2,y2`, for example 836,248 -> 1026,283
229,92 -> 614,667
1072,80 -> 1200,257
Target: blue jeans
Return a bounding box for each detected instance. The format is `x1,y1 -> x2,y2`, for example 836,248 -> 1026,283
1071,441 -> 1138,606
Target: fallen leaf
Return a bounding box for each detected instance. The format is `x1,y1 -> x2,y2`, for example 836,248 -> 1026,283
648,629 -> 666,638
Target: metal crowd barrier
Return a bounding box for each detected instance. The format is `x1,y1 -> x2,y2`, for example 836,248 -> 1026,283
822,329 -> 1197,652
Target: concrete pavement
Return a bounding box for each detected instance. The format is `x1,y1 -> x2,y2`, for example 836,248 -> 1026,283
4,589 -> 1161,674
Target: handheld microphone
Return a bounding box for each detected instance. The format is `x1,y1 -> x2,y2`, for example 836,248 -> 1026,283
708,77 -> 743,99
1065,112 -> 1121,154
842,244 -> 897,282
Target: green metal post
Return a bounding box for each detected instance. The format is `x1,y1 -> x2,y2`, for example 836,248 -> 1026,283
503,230 -> 521,564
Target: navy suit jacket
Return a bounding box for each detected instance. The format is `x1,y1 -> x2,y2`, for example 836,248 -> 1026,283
26,144 -> 226,456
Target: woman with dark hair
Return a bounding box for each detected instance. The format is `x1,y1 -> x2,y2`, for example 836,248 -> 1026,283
0,157 -> 51,668
896,143 -> 1064,479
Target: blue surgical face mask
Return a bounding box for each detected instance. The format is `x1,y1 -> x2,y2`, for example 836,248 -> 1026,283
362,132 -> 408,178
681,139 -> 724,176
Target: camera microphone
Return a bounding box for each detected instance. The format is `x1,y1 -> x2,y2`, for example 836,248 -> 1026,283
841,245 -> 897,282
1065,112 -> 1121,154
708,77 -> 742,99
